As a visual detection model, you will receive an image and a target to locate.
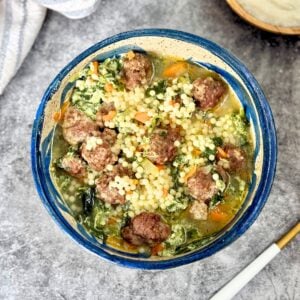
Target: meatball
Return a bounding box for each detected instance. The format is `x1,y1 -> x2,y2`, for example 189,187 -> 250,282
95,165 -> 131,205
187,168 -> 218,202
60,154 -> 86,178
192,77 -> 226,110
189,201 -> 208,220
218,145 -> 246,172
121,226 -> 145,246
147,127 -> 181,165
81,133 -> 118,172
62,106 -> 98,145
122,53 -> 152,90
215,165 -> 229,185
96,102 -> 116,127
121,212 -> 171,246
101,128 -> 117,146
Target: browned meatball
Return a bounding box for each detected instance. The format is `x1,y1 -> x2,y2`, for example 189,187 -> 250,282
187,168 -> 218,202
96,102 -> 116,127
121,226 -> 145,246
122,53 -> 152,90
192,77 -> 226,110
101,128 -> 117,146
147,127 -> 181,165
95,165 -> 131,205
189,200 -> 208,220
60,155 -> 86,178
62,106 -> 98,145
121,212 -> 171,246
215,165 -> 229,185
223,145 -> 246,171
81,133 -> 118,172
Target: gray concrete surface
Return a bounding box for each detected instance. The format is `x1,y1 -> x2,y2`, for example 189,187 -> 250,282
0,1 -> 299,299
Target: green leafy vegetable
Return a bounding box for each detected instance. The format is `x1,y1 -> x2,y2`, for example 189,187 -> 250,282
146,80 -> 167,97
231,112 -> 250,146
202,147 -> 216,159
209,194 -> 224,209
174,235 -> 215,255
81,187 -> 96,215
212,136 -> 223,147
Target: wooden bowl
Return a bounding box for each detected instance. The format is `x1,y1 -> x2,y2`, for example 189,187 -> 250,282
227,0 -> 300,35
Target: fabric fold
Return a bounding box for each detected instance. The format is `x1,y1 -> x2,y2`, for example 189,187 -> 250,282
0,0 -> 100,95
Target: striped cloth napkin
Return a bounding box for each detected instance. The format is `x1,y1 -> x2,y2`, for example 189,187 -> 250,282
0,0 -> 100,95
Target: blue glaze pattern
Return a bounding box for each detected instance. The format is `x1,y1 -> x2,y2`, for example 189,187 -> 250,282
31,29 -> 277,269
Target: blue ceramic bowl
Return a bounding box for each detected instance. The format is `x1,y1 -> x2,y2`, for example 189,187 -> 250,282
31,29 -> 277,269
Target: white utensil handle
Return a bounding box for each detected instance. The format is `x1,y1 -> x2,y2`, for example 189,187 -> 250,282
210,244 -> 280,300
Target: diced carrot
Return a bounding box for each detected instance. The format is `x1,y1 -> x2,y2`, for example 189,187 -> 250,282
209,207 -> 230,223
107,217 -> 117,225
169,99 -> 177,106
155,164 -> 165,171
126,190 -> 133,195
107,236 -> 138,252
102,110 -> 117,122
104,82 -> 114,93
53,112 -> 61,122
132,179 -> 139,185
106,236 -> 123,248
123,241 -> 138,252
163,61 -> 188,78
192,148 -> 201,156
184,165 -> 197,182
136,145 -> 144,152
53,100 -> 70,122
92,61 -> 99,75
127,50 -> 135,60
163,188 -> 169,197
134,112 -> 151,124
151,243 -> 164,256
217,147 -> 229,159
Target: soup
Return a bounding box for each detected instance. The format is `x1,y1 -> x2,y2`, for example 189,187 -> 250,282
50,51 -> 254,257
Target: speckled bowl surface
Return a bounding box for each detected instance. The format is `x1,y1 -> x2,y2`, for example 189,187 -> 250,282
31,29 -> 277,269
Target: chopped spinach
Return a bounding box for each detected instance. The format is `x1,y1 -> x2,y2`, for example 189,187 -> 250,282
202,147 -> 216,159
212,136 -> 223,147
81,187 -> 96,215
209,193 -> 224,209
159,130 -> 168,137
174,235 -> 215,255
146,80 -> 167,97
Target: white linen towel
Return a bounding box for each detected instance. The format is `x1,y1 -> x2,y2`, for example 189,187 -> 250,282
0,0 -> 100,95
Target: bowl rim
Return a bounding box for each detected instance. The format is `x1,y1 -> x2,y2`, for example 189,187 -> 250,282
31,28 -> 277,269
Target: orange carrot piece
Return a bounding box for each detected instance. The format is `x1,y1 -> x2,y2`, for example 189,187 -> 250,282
127,50 -> 135,60
134,112 -> 151,123
163,61 -> 188,78
163,188 -> 169,197
169,99 -> 177,106
151,243 -> 164,256
192,148 -> 201,156
53,112 -> 61,122
106,236 -> 123,248
53,100 -> 70,122
156,164 -> 165,171
217,147 -> 229,159
107,217 -> 117,225
184,166 -> 197,182
92,61 -> 99,75
132,179 -> 139,185
123,241 -> 138,252
102,110 -> 117,122
209,207 -> 229,222
104,82 -> 114,93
